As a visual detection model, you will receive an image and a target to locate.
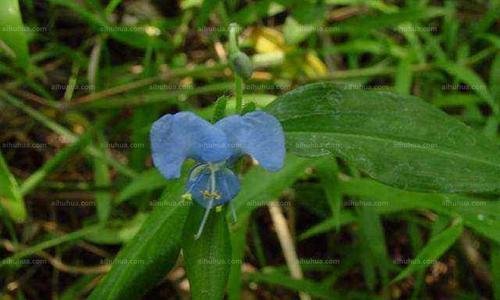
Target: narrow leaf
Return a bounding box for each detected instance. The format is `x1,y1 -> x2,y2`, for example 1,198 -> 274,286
87,178 -> 190,300
392,219 -> 463,283
0,0 -> 30,69
182,205 -> 232,300
116,169 -> 166,204
0,151 -> 26,223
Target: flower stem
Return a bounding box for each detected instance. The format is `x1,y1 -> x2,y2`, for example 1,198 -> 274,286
228,23 -> 244,114
235,75 -> 243,113
228,23 -> 239,56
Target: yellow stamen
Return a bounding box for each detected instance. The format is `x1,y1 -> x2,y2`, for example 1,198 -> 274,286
182,193 -> 192,201
201,190 -> 221,200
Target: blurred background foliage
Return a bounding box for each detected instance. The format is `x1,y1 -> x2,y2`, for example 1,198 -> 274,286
0,0 -> 499,299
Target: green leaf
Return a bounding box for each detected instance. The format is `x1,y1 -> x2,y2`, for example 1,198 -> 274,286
436,60 -> 496,111
332,7 -> 446,34
299,211 -> 357,240
0,151 -> 26,223
227,154 -> 318,300
87,179 -> 190,300
283,17 -> 314,45
60,275 -> 98,300
116,169 -> 166,204
395,54 -> 413,95
196,0 -> 220,28
241,101 -> 256,115
182,205 -> 232,300
227,217 -> 249,300
1,224 -> 102,265
392,219 -> 463,283
301,178 -> 500,243
0,0 -> 30,69
84,213 -> 148,245
315,159 -> 342,230
20,132 -> 90,196
490,53 -> 500,101
47,0 -> 171,50
245,270 -> 342,299
73,82 -> 232,110
212,95 -> 229,123
94,131 -> 112,222
266,82 -> 500,193
2,92 -> 137,178
357,205 -> 390,288
233,154 -> 323,217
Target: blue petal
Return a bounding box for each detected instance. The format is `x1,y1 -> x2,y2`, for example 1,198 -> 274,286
215,111 -> 285,172
186,164 -> 240,208
150,112 -> 232,179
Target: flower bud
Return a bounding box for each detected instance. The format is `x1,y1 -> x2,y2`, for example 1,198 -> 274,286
230,51 -> 253,80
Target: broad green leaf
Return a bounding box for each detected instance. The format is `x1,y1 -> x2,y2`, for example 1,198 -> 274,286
0,0 -> 30,69
0,151 -> 26,223
182,205 -> 231,300
266,82 -> 500,193
87,179 -> 190,300
392,219 -> 463,283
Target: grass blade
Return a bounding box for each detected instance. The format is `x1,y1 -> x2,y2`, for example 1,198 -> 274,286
0,151 -> 26,223
392,219 -> 464,283
0,0 -> 30,69
20,132 -> 91,196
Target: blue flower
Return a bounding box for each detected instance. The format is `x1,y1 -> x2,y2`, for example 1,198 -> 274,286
150,111 -> 285,238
